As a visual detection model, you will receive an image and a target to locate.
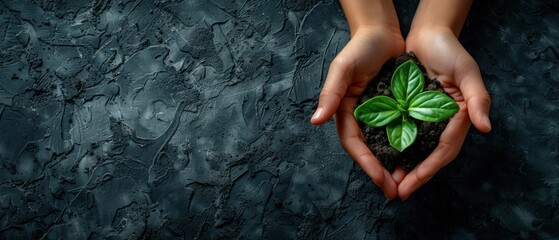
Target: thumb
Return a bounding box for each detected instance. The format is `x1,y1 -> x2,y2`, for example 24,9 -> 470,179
457,58 -> 492,133
311,56 -> 354,125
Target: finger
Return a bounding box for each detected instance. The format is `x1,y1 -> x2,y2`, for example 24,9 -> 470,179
381,169 -> 398,199
334,97 -> 398,199
391,166 -> 406,185
455,56 -> 492,133
397,167 -> 431,201
311,54 -> 354,125
398,106 -> 470,200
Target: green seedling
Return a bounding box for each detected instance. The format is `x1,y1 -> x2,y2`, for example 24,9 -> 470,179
354,60 -> 459,152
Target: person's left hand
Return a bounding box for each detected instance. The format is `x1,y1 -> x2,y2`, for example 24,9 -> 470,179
394,26 -> 492,200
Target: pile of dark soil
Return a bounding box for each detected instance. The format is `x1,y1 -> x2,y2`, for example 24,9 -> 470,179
357,53 -> 448,172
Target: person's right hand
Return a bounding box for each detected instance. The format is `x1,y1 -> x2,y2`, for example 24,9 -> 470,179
311,25 -> 404,199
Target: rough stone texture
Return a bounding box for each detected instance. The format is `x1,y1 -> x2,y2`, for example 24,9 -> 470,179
0,0 -> 558,239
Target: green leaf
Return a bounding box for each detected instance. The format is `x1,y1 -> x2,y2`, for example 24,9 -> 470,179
354,96 -> 401,127
408,91 -> 460,122
391,60 -> 425,103
387,118 -> 417,152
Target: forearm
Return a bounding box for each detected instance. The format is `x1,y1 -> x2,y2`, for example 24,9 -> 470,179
409,0 -> 472,36
340,0 -> 400,36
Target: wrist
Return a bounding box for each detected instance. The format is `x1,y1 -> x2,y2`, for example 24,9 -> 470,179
353,24 -> 402,40
407,25 -> 454,42
351,25 -> 405,61
409,0 -> 472,37
340,0 -> 401,37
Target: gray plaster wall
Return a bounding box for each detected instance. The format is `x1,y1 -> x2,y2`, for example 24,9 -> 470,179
0,0 -> 558,239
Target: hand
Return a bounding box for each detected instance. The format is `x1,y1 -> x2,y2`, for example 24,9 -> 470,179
396,27 -> 492,200
311,26 -> 404,199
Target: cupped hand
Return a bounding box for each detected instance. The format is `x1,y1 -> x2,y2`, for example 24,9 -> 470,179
311,26 -> 404,199
396,27 -> 492,200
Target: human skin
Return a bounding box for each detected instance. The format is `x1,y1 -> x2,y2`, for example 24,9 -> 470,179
310,0 -> 405,200
395,0 -> 492,200
313,0 -> 491,201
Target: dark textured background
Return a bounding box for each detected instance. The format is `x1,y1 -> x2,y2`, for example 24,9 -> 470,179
1,0 -> 558,239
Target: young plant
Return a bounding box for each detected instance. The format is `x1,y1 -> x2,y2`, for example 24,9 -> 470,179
354,60 -> 459,152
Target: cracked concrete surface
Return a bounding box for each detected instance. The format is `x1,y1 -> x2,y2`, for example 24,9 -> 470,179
1,0 -> 558,239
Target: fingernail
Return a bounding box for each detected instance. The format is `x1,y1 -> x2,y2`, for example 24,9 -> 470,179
312,107 -> 323,121
482,115 -> 492,131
